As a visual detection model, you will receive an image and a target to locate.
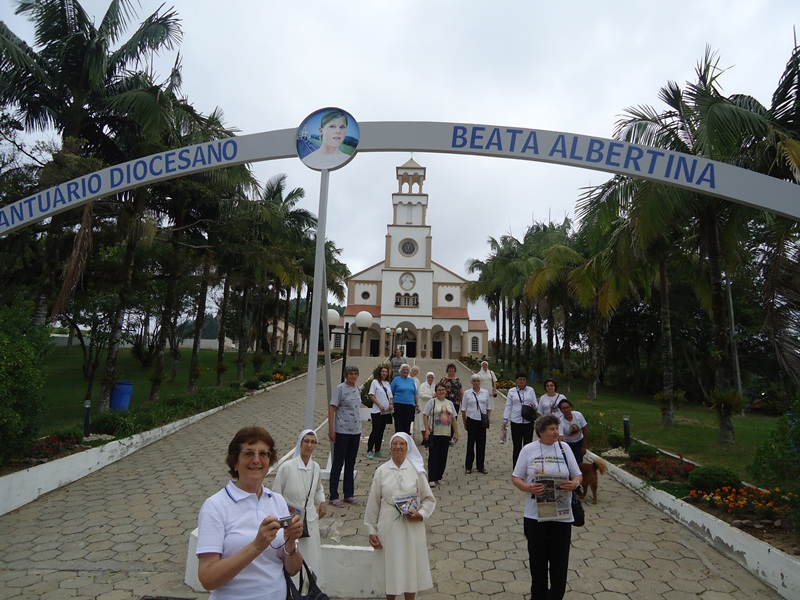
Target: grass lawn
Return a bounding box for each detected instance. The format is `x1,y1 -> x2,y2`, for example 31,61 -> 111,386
556,379 -> 777,482
39,345 -> 311,432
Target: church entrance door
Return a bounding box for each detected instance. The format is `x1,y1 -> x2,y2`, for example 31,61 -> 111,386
406,341 -> 417,358
432,341 -> 443,359
369,339 -> 380,357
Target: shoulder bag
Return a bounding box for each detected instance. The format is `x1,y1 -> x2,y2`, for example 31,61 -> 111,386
519,388 -> 537,422
380,383 -> 394,426
421,399 -> 437,448
299,465 -> 316,538
285,559 -> 329,600
558,442 -> 585,527
474,391 -> 489,429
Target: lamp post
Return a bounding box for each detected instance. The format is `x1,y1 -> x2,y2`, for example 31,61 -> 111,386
327,309 -> 341,339
385,326 -> 393,356
83,399 -> 91,438
395,326 -> 403,354
332,310 -> 373,382
623,413 -> 631,450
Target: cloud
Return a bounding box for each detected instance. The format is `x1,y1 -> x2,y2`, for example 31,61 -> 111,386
2,0 -> 796,326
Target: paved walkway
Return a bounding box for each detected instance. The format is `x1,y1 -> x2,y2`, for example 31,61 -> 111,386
0,357 -> 782,599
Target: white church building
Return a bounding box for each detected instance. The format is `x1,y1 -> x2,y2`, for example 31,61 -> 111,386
337,159 -> 488,359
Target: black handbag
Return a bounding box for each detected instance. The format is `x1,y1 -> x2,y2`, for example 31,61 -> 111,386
474,391 -> 489,429
558,442 -> 585,527
518,389 -> 537,422
285,560 -> 329,600
571,492 -> 585,527
521,404 -> 537,421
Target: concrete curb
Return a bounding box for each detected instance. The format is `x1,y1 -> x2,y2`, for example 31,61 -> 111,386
0,368 -> 311,517
0,395 -> 247,517
598,452 -> 800,600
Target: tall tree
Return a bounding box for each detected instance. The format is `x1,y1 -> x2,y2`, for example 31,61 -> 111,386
612,47 -> 800,442
0,0 -> 183,323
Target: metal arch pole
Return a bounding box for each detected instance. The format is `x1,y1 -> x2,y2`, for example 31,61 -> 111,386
340,322 -> 350,383
320,266 -> 334,405
304,169 -> 330,430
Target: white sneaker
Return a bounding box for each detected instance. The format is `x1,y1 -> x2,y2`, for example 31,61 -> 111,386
429,481 -> 437,487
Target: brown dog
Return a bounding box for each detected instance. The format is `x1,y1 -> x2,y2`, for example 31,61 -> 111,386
578,458 -> 607,504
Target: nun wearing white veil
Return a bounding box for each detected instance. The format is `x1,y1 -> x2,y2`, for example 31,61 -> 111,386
273,429 -> 326,581
364,432 -> 436,599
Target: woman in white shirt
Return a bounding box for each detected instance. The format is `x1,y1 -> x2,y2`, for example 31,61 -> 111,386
557,399 -> 588,464
272,429 -> 327,582
512,415 -> 582,600
537,378 -> 566,418
477,360 -> 498,398
461,374 -> 492,474
417,372 -> 436,405
367,366 -> 394,459
197,427 -> 304,599
502,371 -> 538,468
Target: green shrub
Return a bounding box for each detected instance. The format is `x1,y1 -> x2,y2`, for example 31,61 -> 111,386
607,431 -> 625,449
243,379 -> 260,390
52,426 -> 83,444
587,417 -> 615,448
90,387 -> 242,438
0,300 -> 50,465
628,442 -> 659,462
748,397 -> 800,530
688,465 -> 742,491
258,373 -> 271,383
361,379 -> 372,408
92,411 -> 124,435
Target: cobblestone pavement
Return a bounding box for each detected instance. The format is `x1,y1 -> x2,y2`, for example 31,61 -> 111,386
0,357 -> 782,599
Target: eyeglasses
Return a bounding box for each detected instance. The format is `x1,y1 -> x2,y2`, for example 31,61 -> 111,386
240,449 -> 272,459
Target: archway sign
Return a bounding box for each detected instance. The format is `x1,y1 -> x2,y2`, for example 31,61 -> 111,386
4,120 -> 800,235
4,116 -> 800,429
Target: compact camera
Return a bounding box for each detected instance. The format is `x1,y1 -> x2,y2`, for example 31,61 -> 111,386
278,515 -> 293,529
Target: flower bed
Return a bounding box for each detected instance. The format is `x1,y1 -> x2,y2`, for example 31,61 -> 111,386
607,446 -> 800,556
689,486 -> 795,521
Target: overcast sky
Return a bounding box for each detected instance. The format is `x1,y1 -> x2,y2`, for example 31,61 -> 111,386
2,1 -> 797,324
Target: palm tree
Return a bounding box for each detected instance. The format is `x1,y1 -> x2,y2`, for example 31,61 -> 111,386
0,0 -> 183,323
465,239 -> 502,368
522,219 -> 575,387
258,175 -> 313,367
612,47 -> 800,442
579,177 -> 682,423
147,108 -> 253,402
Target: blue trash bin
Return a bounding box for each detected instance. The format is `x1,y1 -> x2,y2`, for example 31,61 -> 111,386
110,381 -> 133,411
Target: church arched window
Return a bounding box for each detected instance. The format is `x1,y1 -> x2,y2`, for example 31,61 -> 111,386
471,336 -> 479,352
412,294 -> 419,306
403,294 -> 411,306
395,293 -> 401,306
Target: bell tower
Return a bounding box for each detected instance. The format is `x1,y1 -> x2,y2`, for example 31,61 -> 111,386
385,158 -> 431,269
